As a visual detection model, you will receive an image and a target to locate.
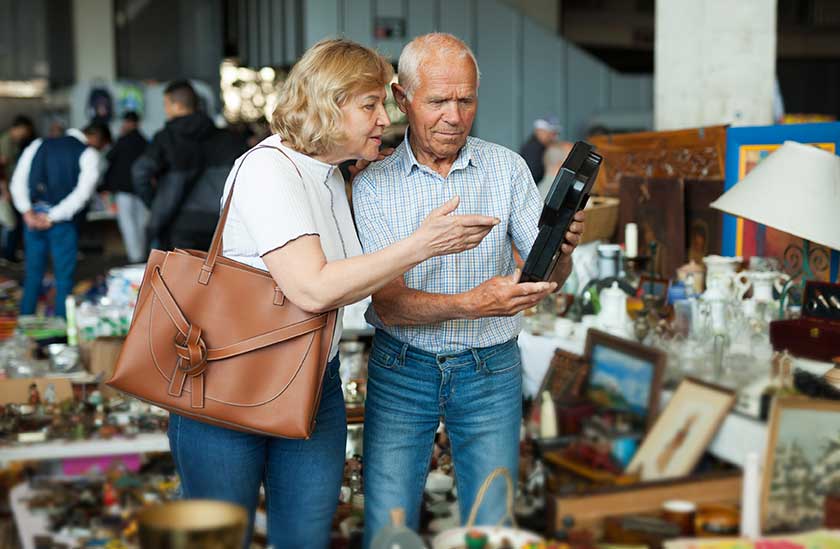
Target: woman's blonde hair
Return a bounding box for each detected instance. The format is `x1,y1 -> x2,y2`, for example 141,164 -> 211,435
271,38 -> 394,156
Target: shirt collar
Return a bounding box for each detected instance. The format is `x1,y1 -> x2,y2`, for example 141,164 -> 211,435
268,134 -> 336,179
401,128 -> 477,177
66,128 -> 88,145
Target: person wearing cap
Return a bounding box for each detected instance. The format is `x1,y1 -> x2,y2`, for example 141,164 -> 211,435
519,115 -> 560,183
102,111 -> 149,263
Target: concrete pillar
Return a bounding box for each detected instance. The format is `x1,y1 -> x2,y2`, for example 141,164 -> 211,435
73,0 -> 116,82
655,0 -> 776,130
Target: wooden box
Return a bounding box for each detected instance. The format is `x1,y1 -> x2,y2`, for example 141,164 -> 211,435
581,196 -> 620,244
546,471 -> 742,534
770,281 -> 840,362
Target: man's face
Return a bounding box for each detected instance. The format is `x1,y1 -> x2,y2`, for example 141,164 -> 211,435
86,133 -> 108,151
163,95 -> 183,120
9,125 -> 32,144
337,87 -> 390,162
395,57 -> 478,162
535,128 -> 557,145
120,119 -> 138,136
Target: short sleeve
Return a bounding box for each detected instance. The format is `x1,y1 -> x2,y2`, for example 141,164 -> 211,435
229,149 -> 319,256
508,153 -> 542,258
352,170 -> 397,254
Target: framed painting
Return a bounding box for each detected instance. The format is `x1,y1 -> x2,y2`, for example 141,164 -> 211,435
762,397 -> 840,533
583,329 -> 666,432
722,123 -> 840,282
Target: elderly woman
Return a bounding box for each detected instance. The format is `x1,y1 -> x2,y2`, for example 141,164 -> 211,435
166,39 -> 498,548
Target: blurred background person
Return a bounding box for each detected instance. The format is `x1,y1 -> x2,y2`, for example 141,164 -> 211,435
537,140 -> 573,200
102,111 -> 149,263
11,121 -> 110,316
0,115 -> 37,262
132,80 -> 246,251
519,115 -> 560,183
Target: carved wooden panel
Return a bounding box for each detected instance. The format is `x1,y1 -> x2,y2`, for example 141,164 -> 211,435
590,126 -> 727,197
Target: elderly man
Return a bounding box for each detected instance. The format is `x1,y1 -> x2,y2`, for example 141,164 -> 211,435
353,33 -> 584,543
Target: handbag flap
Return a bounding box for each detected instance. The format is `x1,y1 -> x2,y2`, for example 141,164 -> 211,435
141,250 -> 333,406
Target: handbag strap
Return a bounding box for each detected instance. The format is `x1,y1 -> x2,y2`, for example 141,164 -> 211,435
199,144 -> 304,285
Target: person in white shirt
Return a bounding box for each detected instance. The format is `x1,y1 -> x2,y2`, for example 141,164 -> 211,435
166,38 -> 498,549
10,122 -> 109,317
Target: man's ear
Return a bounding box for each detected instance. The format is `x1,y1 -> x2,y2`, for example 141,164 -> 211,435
392,83 -> 408,114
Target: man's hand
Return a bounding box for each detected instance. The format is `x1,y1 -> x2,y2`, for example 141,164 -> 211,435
550,210 -> 585,287
23,210 -> 51,231
347,147 -> 395,184
462,269 -> 556,319
35,213 -> 52,230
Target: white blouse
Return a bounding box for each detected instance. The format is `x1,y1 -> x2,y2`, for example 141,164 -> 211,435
220,134 -> 363,359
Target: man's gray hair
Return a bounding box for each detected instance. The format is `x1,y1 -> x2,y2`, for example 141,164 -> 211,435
398,33 -> 481,101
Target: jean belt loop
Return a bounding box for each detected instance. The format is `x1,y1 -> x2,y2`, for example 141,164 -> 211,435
398,343 -> 409,368
470,348 -> 483,373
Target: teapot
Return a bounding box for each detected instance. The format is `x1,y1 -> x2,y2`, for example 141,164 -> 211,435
598,281 -> 631,336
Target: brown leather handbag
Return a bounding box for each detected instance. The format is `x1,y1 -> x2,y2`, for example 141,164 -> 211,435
107,146 -> 337,438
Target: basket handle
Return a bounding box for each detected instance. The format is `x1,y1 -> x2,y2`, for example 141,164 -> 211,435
465,467 -> 517,529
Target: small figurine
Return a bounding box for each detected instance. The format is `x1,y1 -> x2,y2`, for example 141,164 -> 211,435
28,383 -> 41,406
43,383 -> 57,405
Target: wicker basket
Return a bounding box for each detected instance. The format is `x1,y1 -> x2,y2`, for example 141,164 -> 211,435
581,196 -> 619,244
431,468 -> 543,549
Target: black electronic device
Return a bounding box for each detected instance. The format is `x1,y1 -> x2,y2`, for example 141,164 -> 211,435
521,141 -> 602,283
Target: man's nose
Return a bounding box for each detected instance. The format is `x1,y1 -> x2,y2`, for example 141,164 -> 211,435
441,103 -> 462,126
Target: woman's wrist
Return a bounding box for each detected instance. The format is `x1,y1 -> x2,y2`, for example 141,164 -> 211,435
403,232 -> 432,264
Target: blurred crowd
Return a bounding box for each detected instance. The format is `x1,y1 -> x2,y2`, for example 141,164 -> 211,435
0,80 -> 261,316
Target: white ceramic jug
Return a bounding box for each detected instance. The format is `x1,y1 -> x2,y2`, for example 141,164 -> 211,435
735,270 -> 790,302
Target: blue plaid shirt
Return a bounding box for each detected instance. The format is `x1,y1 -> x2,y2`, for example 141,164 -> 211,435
352,133 -> 542,353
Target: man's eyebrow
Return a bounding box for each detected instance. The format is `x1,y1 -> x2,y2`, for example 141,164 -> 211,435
361,94 -> 381,101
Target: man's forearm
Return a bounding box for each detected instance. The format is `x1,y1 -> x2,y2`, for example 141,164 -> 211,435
372,286 -> 471,326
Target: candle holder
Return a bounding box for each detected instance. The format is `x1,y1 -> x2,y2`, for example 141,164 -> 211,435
623,255 -> 651,289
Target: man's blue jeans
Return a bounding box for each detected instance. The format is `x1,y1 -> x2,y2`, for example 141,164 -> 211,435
167,356 -> 346,549
363,329 -> 522,546
22,222 -> 78,317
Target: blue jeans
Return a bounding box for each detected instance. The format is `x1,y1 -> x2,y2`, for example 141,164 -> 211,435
168,356 -> 346,549
22,222 -> 78,317
363,330 -> 522,546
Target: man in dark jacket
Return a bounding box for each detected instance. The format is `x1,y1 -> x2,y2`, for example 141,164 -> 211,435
519,115 -> 560,183
104,111 -> 148,262
132,80 -> 246,251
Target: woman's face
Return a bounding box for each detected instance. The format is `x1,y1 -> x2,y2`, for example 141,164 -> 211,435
337,87 -> 390,161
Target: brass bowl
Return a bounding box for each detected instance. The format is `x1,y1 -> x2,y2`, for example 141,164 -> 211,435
137,500 -> 248,549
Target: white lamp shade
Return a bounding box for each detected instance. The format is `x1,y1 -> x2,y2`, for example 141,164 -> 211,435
710,141 -> 840,251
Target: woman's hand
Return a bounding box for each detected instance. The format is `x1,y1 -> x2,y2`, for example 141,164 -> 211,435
347,147 -> 395,184
412,196 -> 499,260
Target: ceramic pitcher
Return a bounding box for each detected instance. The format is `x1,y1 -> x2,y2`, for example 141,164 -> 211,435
735,270 -> 790,302
703,255 -> 744,299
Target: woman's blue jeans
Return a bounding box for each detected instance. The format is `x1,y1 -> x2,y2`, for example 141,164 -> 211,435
168,356 -> 346,549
